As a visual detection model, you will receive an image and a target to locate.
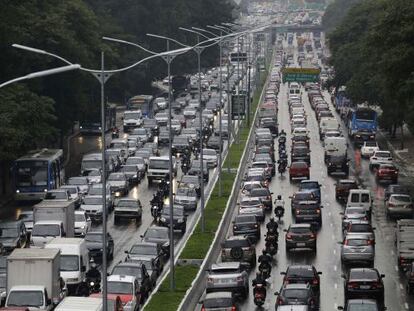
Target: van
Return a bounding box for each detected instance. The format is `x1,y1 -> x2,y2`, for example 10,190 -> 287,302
110,138 -> 131,157
346,189 -> 372,215
324,137 -> 347,162
45,238 -> 89,294
54,297 -> 102,311
81,153 -> 112,176
31,221 -> 66,247
147,156 -> 177,185
319,117 -> 339,140
289,82 -> 301,95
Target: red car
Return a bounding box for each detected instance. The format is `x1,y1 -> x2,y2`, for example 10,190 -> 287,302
376,164 -> 398,183
289,161 -> 310,181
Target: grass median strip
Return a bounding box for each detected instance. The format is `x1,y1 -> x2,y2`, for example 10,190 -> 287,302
145,69 -> 269,311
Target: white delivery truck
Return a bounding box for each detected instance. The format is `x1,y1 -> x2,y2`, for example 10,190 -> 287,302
324,136 -> 347,162
147,156 -> 177,185
319,117 -> 340,140
55,296 -> 102,311
33,200 -> 75,238
123,110 -> 143,133
6,248 -> 65,310
45,238 -> 90,295
395,219 -> 414,271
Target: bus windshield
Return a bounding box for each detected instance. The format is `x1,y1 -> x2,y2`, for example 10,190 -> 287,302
16,161 -> 48,187
355,109 -> 376,121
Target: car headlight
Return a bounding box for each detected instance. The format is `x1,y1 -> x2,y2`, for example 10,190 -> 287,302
177,218 -> 184,223
163,242 -> 170,248
160,217 -> 166,223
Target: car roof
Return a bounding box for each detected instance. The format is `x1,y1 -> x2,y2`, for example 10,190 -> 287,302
284,283 -> 310,289
290,223 -> 311,229
211,262 -> 241,270
204,291 -> 233,299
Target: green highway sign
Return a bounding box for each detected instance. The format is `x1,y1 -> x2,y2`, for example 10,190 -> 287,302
231,94 -> 246,120
282,67 -> 320,83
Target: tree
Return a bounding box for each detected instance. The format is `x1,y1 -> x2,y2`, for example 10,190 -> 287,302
322,0 -> 362,33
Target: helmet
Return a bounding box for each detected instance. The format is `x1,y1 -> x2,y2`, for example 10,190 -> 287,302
269,217 -> 275,222
277,195 -> 282,200
262,250 -> 267,255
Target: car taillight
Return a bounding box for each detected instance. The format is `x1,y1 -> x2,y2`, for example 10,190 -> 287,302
286,233 -> 292,240
347,282 -> 358,289
267,196 -> 271,200
400,257 -> 407,264
310,233 -> 316,239
316,208 -> 321,214
201,306 -> 206,311
236,276 -> 243,282
284,277 -> 290,284
207,277 -> 214,283
296,210 -> 300,215
233,225 -> 238,230
277,297 -> 284,305
231,306 -> 237,311
344,240 -> 349,246
221,249 -> 226,256
312,278 -> 319,285
367,239 -> 374,245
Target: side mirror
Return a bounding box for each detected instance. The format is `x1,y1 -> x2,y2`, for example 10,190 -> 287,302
140,234 -> 144,238
338,306 -> 344,310
220,242 -> 225,248
337,242 -> 343,245
274,291 -> 279,296
380,274 -> 385,278
341,274 -> 346,279
283,229 -> 288,232
320,206 -> 324,208
280,271 -> 286,275
124,250 -> 129,254
339,212 -> 344,215
318,271 -> 322,275
81,266 -> 86,272
47,298 -> 52,305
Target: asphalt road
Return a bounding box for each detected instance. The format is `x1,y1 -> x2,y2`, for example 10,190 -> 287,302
195,32 -> 414,311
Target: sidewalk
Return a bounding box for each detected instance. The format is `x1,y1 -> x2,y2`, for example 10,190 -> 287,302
378,124 -> 414,174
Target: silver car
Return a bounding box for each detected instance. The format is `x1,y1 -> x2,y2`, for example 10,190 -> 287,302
203,149 -> 218,168
238,197 -> 265,222
386,194 -> 413,219
341,234 -> 375,266
341,207 -> 368,230
173,186 -> 198,211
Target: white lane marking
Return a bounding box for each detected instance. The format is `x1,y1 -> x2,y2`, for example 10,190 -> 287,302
395,265 -> 399,272
405,302 -> 409,309
330,223 -> 333,227
334,265 -> 337,271
391,250 -> 395,255
328,212 -> 332,216
333,249 -> 337,255
334,283 -> 338,289
400,283 -> 404,290
334,303 -> 338,309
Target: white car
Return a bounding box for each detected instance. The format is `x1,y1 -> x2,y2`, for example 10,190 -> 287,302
74,210 -> 91,237
154,97 -> 168,110
361,141 -> 380,158
202,149 -> 218,168
369,150 -> 393,169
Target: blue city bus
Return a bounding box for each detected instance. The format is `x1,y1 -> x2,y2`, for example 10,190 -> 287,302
13,149 -> 65,201
347,107 -> 378,145
127,95 -> 154,117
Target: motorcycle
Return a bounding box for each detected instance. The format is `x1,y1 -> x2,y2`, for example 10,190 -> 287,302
278,135 -> 286,144
253,283 -> 266,307
151,204 -> 161,221
266,228 -> 279,241
265,236 -> 278,256
258,261 -> 271,279
111,127 -> 119,139
275,205 -> 285,221
181,162 -> 189,174
278,142 -> 286,152
278,161 -> 287,175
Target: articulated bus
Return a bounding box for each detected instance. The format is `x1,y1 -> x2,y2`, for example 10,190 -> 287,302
13,149 -> 65,201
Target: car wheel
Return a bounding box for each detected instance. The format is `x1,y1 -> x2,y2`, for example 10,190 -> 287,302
230,247 -> 243,260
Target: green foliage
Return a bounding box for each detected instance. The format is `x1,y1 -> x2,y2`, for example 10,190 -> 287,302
327,0 -> 414,134
322,0 -> 362,33
0,84 -> 57,161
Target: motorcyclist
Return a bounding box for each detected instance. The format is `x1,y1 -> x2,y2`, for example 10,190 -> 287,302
274,195 -> 285,217
252,272 -> 267,287
266,217 -> 279,233
279,129 -> 286,136
279,150 -> 288,161
258,250 -> 272,273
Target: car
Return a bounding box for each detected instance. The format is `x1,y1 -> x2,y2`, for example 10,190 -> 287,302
0,273 -> 6,306
171,136 -> 191,155
337,299 -> 380,311
173,186 -> 198,211
275,283 -> 319,310
281,265 -> 322,294
341,207 -> 369,230
124,257 -> 158,288
80,195 -> 109,223
343,220 -> 375,243
289,161 -> 310,181
141,226 -> 170,258
131,127 -> 150,144
298,180 -> 321,203
154,112 -> 168,126
292,135 -> 310,148
327,155 -> 349,176
202,149 -> 218,168
67,176 -> 90,195
206,135 -> 222,151
86,169 -> 102,184
255,145 -> 275,162
343,268 -> 384,304
85,231 -> 114,260
188,159 -> 209,183
59,185 -> 82,207
114,198 -> 143,224
125,242 -> 163,273
294,201 -> 323,226
0,221 -> 28,253
232,214 -> 260,240
405,262 -> 414,293
206,262 -> 249,299
16,211 -> 34,234
142,118 -> 159,137
384,184 -> 410,202
221,236 -> 256,269
341,234 -> 375,266
107,172 -> 129,197
253,154 -> 275,176
43,189 -> 71,202
369,150 -> 393,170
335,180 -> 359,202
110,262 -> 152,302
158,127 -> 172,145
385,194 -> 413,219
249,188 -> 273,211
361,141 -> 380,158
180,175 -> 201,197
291,145 -> 311,165
74,210 -> 91,237
244,170 -> 268,187
238,197 -> 265,222
290,191 -> 317,214
200,292 -> 238,311
183,107 -> 197,119
126,157 -> 146,178
376,164 -> 399,183
284,224 -> 317,252
158,205 -> 187,234
107,275 -> 141,309
251,161 -> 273,180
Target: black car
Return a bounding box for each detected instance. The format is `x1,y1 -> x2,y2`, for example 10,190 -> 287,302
85,231 -> 114,260
171,136 -> 191,155
111,262 -> 152,302
335,179 -> 359,202
275,283 -> 319,310
281,265 -> 322,295
384,184 -> 410,202
142,118 -> 159,137
207,135 -> 222,151
180,174 -> 201,197
259,117 -> 278,137
343,268 -> 385,304
188,160 -> 209,183
327,155 -> 349,176
285,224 -> 317,252
125,242 -> 163,273
291,145 -> 311,165
158,205 -> 187,234
291,191 -> 317,214
141,226 -> 170,258
249,188 -> 273,211
232,214 -> 260,240
0,220 -> 28,252
294,200 -> 323,226
125,256 -> 158,288
255,145 -> 275,162
292,135 -> 310,147
338,299 -> 380,311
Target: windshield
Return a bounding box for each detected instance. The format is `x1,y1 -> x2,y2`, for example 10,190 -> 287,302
375,152 -> 390,158
149,159 -> 169,169
85,233 -> 103,242
124,112 -> 141,119
0,274 -> 6,288
127,157 -> 144,165
18,213 -> 33,221
162,208 -> 184,217
204,297 -> 233,308
107,281 -> 133,295
112,266 -> 142,278
16,161 -> 48,187
7,290 -> 44,307
75,213 -> 86,222
45,191 -> 67,200
83,197 -> 103,205
32,224 -> 60,237
346,239 -> 369,246
130,245 -> 157,255
133,128 -> 147,135
118,200 -> 138,208
111,142 -> 126,149
81,160 -> 101,170
122,166 -> 137,173
283,289 -> 308,299
88,170 -> 101,177
0,228 -> 18,238
391,195 -> 412,203
145,229 -> 167,239
300,182 -> 318,190
60,255 -> 80,272
355,109 -> 376,121
108,174 -> 125,181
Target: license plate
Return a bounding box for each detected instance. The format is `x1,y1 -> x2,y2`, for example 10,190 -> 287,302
360,285 -> 370,289
304,217 -> 313,220
297,242 -> 306,247
218,279 -> 231,284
